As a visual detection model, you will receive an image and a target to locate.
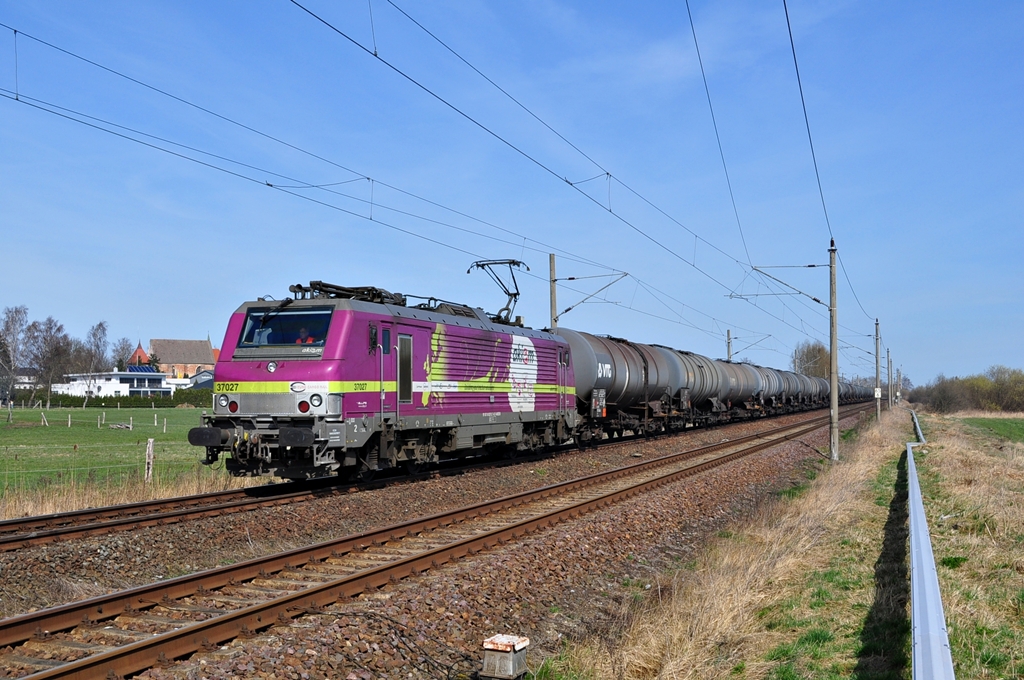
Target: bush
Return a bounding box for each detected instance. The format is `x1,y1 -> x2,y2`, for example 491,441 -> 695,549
10,388 -> 213,409
909,366 -> 1024,413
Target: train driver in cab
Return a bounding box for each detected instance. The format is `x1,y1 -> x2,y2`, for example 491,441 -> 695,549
296,327 -> 315,344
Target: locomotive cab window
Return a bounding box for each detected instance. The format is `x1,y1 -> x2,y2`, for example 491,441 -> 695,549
238,307 -> 332,347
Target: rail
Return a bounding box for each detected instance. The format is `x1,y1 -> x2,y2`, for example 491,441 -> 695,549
904,408 -> 956,679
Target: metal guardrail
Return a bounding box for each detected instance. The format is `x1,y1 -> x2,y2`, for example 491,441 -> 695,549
904,408 -> 956,679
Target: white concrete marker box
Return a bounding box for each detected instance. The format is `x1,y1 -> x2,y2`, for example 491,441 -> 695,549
480,634 -> 530,679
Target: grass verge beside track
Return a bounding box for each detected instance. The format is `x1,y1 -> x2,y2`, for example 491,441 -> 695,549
539,409 -> 1024,679
917,412 -> 1024,678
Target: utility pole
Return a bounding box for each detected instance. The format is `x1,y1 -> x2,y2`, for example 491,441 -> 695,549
875,319 -> 881,422
549,253 -> 557,329
884,352 -> 892,405
896,368 -> 902,404
829,240 -> 839,461
886,349 -> 892,409
727,330 -> 732,361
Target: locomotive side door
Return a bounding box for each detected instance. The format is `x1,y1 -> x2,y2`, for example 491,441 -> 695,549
378,322 -> 396,421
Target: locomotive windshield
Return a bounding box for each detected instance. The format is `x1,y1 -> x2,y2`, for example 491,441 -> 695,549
238,307 -> 333,347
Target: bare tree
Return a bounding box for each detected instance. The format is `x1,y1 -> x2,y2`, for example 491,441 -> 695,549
86,322 -> 111,372
80,322 -> 111,406
1,306 -> 29,421
25,317 -> 71,409
111,337 -> 134,371
791,340 -> 830,379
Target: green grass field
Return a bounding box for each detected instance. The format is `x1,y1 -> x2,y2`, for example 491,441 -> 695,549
961,417 -> 1024,443
0,406 -> 217,495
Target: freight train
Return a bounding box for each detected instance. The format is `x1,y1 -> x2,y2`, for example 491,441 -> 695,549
188,281 -> 871,480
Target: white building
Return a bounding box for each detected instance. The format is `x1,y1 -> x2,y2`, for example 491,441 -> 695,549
51,365 -> 174,398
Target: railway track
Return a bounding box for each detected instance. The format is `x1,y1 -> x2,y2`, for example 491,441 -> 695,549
0,477 -> 351,552
0,404 -> 865,679
0,407 -> 845,552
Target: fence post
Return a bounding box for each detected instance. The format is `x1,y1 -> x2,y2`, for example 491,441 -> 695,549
163,418 -> 167,434
129,416 -> 133,431
102,412 -> 106,425
145,439 -> 154,483
41,412 -> 48,427
98,415 -> 101,429
154,413 -> 158,427
68,414 -> 71,428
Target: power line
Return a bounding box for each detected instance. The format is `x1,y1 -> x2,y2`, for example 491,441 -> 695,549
0,89 -> 488,260
779,2 -> 874,322
0,21 -> 369,182
384,0 -> 609,175
0,87 -> 776,350
2,18 -> 847,355
684,0 -> 752,265
4,17 -> 832,347
837,250 -> 874,321
0,23 -> 628,274
781,0 -> 833,241
289,0 -> 723,283
290,0 -> 846,347
367,4 -> 757,274
354,0 -> 835,357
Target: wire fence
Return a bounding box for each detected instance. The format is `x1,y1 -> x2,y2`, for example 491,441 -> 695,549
1,456 -> 218,493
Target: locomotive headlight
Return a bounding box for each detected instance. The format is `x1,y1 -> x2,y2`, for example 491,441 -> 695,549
218,394 -> 230,407
267,361 -> 277,373
309,394 -> 323,408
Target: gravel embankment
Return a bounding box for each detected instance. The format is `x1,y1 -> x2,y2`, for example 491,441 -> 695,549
0,411 -> 863,678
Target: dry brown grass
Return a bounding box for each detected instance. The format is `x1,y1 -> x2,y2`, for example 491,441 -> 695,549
936,409 -> 1024,420
914,413 -> 1024,676
559,411 -> 911,679
0,472 -> 260,519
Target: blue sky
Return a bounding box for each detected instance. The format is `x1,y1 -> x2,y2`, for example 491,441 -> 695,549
1,1 -> 1021,386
